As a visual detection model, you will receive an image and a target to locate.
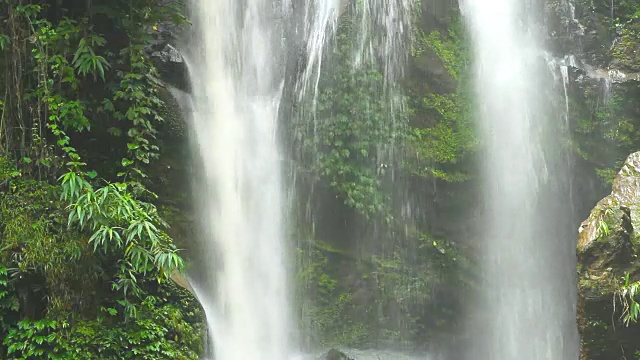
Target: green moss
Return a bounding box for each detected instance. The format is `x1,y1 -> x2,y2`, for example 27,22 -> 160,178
611,2 -> 640,71
415,26 -> 468,80
296,226 -> 468,349
405,21 -> 477,183
297,240 -> 378,347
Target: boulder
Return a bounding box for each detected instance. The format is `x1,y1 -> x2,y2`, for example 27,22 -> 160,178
145,11 -> 191,92
323,349 -> 354,360
578,152 -> 640,359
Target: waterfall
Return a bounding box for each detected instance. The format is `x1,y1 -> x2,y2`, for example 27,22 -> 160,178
463,0 -> 579,359
185,1 -> 291,359
183,0 -> 413,357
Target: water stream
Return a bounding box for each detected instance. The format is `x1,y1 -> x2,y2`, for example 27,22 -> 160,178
186,1 -> 291,359
463,0 -> 579,358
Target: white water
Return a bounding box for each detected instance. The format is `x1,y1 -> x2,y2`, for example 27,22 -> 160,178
463,0 -> 578,359
186,1 -> 291,359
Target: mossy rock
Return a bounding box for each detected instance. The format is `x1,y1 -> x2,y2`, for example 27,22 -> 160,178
578,152 -> 640,359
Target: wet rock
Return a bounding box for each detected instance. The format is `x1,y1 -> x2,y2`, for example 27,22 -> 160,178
546,0 -> 640,85
144,3 -> 191,92
578,152 -> 640,359
147,41 -> 191,93
323,349 -> 354,360
547,0 -> 624,68
170,270 -> 196,297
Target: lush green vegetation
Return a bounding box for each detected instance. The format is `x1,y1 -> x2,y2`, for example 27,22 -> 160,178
292,9 -> 474,349
568,0 -> 640,185
0,1 -> 202,358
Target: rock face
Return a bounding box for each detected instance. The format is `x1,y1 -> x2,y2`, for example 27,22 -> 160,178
578,152 -> 640,359
547,0 -> 638,78
545,0 -> 640,118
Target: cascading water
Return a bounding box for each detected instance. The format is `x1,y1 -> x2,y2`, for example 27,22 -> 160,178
185,1 -> 291,359
463,0 -> 579,359
184,0 -> 414,358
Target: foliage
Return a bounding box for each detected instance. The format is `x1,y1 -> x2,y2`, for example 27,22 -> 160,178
413,28 -> 467,80
405,23 -> 476,183
406,91 -> 475,182
0,266 -> 19,347
297,240 -> 375,347
62,173 -> 183,302
300,19 -> 406,220
0,0 -> 201,358
570,83 -> 640,185
297,230 -> 468,348
611,0 -> 640,71
3,293 -> 201,360
620,273 -> 640,325
0,163 -> 201,354
298,16 -> 475,219
0,162 -> 93,315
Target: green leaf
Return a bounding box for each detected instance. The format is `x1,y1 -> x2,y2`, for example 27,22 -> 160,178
0,34 -> 10,51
